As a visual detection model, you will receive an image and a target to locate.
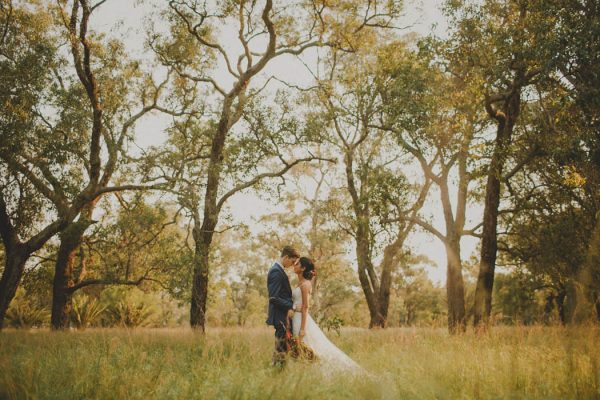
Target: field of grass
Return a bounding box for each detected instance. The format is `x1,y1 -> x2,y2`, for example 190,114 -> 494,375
1,326 -> 599,399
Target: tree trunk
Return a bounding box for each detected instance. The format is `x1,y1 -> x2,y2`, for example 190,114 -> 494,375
564,280 -> 578,323
473,93 -> 521,327
50,218 -> 92,330
189,218 -> 215,332
543,292 -> 555,324
377,234 -> 405,327
438,176 -> 467,334
354,220 -> 385,328
0,246 -> 29,329
357,251 -> 385,328
446,236 -> 466,333
189,236 -> 211,331
188,92 -> 237,332
556,287 -> 567,324
572,210 -> 600,323
355,227 -> 406,328
0,197 -> 29,329
406,307 -> 414,326
0,195 -> 76,329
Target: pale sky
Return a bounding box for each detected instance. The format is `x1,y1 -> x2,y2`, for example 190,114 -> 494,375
90,0 -> 482,285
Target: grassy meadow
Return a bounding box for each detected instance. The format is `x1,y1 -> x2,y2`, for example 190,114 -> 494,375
1,326 -> 599,399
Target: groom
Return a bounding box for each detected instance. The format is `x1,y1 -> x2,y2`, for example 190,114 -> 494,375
266,245 -> 300,368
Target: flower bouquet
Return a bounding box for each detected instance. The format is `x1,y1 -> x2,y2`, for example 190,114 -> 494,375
284,319 -> 317,361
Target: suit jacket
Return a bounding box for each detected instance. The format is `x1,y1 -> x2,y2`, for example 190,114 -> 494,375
266,262 -> 293,327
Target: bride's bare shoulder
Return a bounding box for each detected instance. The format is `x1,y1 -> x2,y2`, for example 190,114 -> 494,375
300,280 -> 312,293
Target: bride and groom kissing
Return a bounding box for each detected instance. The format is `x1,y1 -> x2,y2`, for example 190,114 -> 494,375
266,246 -> 362,372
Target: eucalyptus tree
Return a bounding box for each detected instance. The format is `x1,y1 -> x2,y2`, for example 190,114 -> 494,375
305,41 -> 434,328
0,2 -> 76,328
497,0 -> 600,320
540,0 -> 600,321
0,0 -> 173,329
505,182 -> 596,323
441,0 -> 557,326
149,0 -> 402,331
374,40 -> 486,332
490,80 -> 600,323
47,0 -> 184,330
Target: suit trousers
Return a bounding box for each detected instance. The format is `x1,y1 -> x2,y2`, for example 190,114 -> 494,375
274,322 -> 287,353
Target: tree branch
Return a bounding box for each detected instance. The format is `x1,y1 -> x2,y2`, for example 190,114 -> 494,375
66,276 -> 145,293
92,183 -> 167,197
216,155 -> 335,211
502,145 -> 543,182
168,0 -> 240,79
0,152 -> 67,212
409,216 -> 445,242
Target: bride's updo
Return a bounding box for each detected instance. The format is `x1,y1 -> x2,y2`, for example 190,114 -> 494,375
300,257 -> 316,280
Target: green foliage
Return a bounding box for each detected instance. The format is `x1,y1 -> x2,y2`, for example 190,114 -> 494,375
391,259 -> 447,327
5,288 -> 49,329
319,315 -> 345,336
101,287 -> 158,328
0,3 -> 64,236
70,294 -> 106,330
84,196 -> 191,299
106,301 -> 154,328
492,272 -> 545,325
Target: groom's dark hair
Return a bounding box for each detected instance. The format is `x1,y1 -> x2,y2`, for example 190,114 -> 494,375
280,245 -> 300,259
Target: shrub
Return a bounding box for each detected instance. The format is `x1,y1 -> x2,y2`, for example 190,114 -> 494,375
5,288 -> 49,328
70,295 -> 106,329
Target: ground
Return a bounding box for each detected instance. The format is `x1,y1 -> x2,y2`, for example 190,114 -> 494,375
1,326 -> 599,399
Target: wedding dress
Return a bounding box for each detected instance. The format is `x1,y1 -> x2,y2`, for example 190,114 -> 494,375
291,284 -> 363,373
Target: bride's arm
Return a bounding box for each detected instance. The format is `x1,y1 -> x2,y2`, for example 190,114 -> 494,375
299,282 -> 311,340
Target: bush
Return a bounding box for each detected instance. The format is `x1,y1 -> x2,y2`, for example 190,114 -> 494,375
71,295 -> 106,329
5,288 -> 49,328
100,287 -> 159,327
319,315 -> 345,336
106,300 -> 154,327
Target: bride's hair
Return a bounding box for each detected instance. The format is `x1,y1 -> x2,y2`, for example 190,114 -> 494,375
300,257 -> 316,280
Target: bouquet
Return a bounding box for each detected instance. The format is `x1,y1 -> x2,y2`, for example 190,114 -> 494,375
284,319 -> 317,361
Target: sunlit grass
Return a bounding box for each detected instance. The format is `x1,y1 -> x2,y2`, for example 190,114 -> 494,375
1,326 -> 599,399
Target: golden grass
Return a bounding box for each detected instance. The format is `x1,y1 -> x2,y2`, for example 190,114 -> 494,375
1,326 -> 599,399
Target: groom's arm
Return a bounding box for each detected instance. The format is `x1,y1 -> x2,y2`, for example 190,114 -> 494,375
268,269 -> 293,311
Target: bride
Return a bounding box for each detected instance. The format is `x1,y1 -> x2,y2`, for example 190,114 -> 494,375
291,257 -> 363,373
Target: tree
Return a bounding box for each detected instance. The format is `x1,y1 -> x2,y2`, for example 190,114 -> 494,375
48,0 -> 180,330
494,0 -> 600,323
492,271 -> 544,325
0,0 -> 177,329
541,0 -> 600,322
149,0 -> 400,331
441,0 -> 557,326
392,256 -> 445,327
0,1 -> 82,329
499,88 -> 599,322
374,38 -> 486,332
306,40 -> 434,328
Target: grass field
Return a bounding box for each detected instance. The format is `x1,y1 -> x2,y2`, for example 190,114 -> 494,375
1,326 -> 599,399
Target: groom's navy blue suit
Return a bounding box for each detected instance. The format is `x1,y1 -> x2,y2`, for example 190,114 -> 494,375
266,262 -> 293,353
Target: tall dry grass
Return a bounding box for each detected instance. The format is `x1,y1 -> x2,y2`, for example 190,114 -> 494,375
1,326 -> 599,399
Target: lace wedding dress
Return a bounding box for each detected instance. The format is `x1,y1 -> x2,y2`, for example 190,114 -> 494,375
291,285 -> 363,373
